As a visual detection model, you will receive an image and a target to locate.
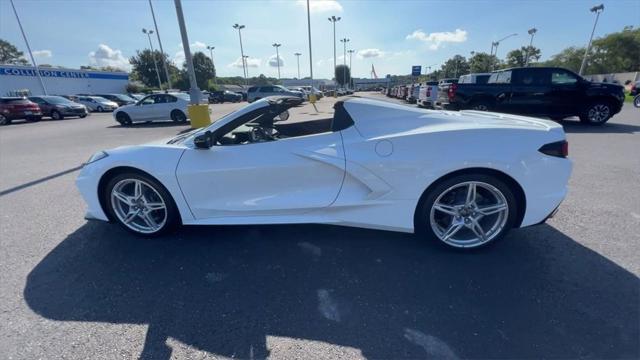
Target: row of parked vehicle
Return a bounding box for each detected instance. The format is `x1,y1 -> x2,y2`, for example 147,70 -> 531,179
385,66 -> 626,125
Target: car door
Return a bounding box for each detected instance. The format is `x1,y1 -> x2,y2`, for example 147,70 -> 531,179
132,95 -> 161,120
507,69 -> 550,115
547,69 -> 582,116
176,132 -> 346,219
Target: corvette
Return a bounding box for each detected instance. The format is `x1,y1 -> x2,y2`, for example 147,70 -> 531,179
77,96 -> 572,249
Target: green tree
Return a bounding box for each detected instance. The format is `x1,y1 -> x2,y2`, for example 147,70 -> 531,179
0,39 -> 28,65
543,46 -> 584,73
441,55 -> 470,78
190,51 -> 216,90
334,64 -> 351,86
505,46 -> 541,67
129,49 -> 178,88
468,52 -> 500,73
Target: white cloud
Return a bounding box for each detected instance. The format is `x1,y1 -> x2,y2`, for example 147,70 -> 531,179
173,51 -> 185,65
178,41 -> 207,50
297,0 -> 342,13
228,56 -> 260,68
268,54 -> 284,67
406,28 -> 468,50
33,50 -> 52,58
88,44 -> 130,70
357,48 -> 384,59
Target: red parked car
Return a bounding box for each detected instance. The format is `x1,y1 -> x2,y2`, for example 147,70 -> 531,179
0,97 -> 42,125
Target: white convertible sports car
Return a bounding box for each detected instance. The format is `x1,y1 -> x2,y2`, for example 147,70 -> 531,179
77,96 -> 572,249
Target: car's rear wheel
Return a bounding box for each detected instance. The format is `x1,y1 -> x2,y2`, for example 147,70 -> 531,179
0,114 -> 10,125
97,106 -> 104,112
116,112 -> 132,126
579,101 -> 612,125
51,110 -> 63,120
418,174 -> 517,250
470,101 -> 492,111
170,110 -> 187,123
634,95 -> 640,108
105,172 -> 179,236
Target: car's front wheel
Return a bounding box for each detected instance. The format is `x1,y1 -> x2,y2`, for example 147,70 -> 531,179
0,114 -> 10,125
115,112 -> 132,126
580,101 -> 613,125
51,110 -> 63,120
105,172 -> 179,236
96,106 -> 104,112
418,174 -> 517,250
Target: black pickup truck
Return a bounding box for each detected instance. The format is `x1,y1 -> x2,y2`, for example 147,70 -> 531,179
440,67 -> 625,125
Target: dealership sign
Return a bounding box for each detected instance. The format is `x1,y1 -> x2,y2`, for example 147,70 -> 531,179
411,65 -> 422,76
0,66 -> 128,80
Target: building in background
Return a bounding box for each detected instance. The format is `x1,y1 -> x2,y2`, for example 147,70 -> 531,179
0,65 -> 129,96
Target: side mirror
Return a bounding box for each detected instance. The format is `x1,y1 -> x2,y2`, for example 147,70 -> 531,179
194,130 -> 214,149
275,110 -> 290,122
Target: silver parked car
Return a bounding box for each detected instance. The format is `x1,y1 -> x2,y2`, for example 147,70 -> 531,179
75,96 -> 119,112
247,85 -> 304,103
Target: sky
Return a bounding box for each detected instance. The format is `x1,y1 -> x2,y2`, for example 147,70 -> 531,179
1,0 -> 639,80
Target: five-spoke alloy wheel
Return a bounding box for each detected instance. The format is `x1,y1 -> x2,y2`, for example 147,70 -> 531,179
105,173 -> 178,236
419,174 -> 517,249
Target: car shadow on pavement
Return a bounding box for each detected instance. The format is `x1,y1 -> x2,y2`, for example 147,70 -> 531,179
106,121 -> 192,129
24,222 -> 639,359
561,119 -> 640,134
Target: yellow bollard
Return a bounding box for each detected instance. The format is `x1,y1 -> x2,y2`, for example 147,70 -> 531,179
309,93 -> 317,104
188,104 -> 211,129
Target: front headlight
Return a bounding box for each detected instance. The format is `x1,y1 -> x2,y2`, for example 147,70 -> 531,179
85,151 -> 108,165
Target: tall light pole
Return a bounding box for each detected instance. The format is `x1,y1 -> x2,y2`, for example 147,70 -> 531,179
243,55 -> 250,79
142,28 -> 163,90
491,33 -> 517,70
524,28 -> 538,67
294,52 -> 302,79
148,0 -> 172,89
340,38 -> 349,89
579,4 -> 604,75
272,43 -> 282,80
10,0 -> 47,95
348,49 -> 354,89
174,0 -> 201,104
328,15 -> 341,96
233,23 -> 247,85
206,45 -> 216,85
306,0 -> 315,94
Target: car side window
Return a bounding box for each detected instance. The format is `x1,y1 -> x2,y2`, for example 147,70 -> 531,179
551,70 -> 578,85
141,96 -> 156,105
165,95 -> 177,103
31,97 -> 45,104
495,71 -> 512,84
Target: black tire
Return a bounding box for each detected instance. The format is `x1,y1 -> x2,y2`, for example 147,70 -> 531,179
104,172 -> 180,237
579,101 -> 613,125
51,110 -> 63,120
0,114 -> 10,125
170,109 -> 187,123
116,112 -> 132,126
79,114 -> 87,118
634,95 -> 640,108
469,100 -> 492,111
416,173 -> 518,250
97,106 -> 104,112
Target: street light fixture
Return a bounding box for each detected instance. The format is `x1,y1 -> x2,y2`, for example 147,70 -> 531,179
243,55 -> 250,79
9,0 -> 47,94
148,0 -> 172,89
348,49 -> 355,88
142,28 -> 163,90
340,38 -> 349,89
524,27 -> 538,67
328,15 -> 341,96
579,4 -> 604,75
294,52 -> 302,79
272,43 -> 282,80
233,23 -> 247,85
173,0 -> 202,105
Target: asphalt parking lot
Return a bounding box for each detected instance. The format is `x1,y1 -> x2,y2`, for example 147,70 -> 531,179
1,93 -> 638,359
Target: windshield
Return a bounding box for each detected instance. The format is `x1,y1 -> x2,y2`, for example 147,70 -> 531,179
173,93 -> 190,101
44,96 -> 75,105
114,94 -> 135,101
91,96 -> 110,102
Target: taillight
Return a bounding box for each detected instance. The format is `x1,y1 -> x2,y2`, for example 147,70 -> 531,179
448,83 -> 457,101
539,140 -> 568,158
426,88 -> 431,97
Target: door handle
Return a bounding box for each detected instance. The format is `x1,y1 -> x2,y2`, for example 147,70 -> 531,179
533,93 -> 545,96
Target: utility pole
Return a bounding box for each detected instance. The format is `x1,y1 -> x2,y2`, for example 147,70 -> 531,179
174,0 -> 201,104
272,43 -> 281,80
206,45 -> 216,85
579,4 -> 604,75
233,23 -> 247,85
142,28 -> 163,90
294,52 -> 302,79
348,49 -> 354,89
243,55 -> 250,79
10,0 -> 47,95
491,33 -> 517,70
328,15 -> 341,96
148,0 -> 172,89
524,28 -> 537,67
307,0 -> 315,96
340,38 -> 349,89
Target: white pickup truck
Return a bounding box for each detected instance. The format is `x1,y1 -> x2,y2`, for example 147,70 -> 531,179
417,81 -> 438,109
